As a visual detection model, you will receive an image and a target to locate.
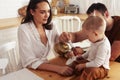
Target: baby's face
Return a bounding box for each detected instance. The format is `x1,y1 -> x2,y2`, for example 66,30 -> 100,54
84,29 -> 100,43
87,30 -> 96,43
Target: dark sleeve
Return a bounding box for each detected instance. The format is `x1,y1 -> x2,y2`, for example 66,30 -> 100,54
106,16 -> 120,44
113,16 -> 120,41
115,28 -> 120,40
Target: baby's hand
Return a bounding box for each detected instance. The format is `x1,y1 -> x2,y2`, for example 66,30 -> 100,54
72,47 -> 84,56
75,64 -> 86,71
76,55 -> 84,61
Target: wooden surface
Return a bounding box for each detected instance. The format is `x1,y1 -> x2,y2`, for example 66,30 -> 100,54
0,13 -> 87,30
54,13 -> 88,21
29,56 -> 120,80
29,56 -> 76,80
103,61 -> 120,80
0,17 -> 22,30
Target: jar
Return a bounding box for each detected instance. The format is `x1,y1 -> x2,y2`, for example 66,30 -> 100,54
52,6 -> 57,15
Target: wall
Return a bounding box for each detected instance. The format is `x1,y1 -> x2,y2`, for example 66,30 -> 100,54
1,0 -> 120,19
0,0 -> 29,19
69,0 -> 120,16
0,0 -> 53,19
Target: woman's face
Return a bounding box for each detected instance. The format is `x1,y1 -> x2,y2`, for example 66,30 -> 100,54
30,2 -> 50,25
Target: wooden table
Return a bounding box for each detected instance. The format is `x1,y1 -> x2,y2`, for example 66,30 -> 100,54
29,56 -> 120,80
29,56 -> 77,80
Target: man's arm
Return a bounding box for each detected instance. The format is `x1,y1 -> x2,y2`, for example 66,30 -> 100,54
59,30 -> 87,43
110,41 -> 120,61
70,30 -> 87,43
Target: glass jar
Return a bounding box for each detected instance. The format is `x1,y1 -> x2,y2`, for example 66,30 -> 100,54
52,6 -> 57,15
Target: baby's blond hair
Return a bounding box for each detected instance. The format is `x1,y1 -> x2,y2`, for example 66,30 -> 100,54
82,16 -> 106,34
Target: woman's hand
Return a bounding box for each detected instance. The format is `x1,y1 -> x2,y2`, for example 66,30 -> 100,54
57,66 -> 73,76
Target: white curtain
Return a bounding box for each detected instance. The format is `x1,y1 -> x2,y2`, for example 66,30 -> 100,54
69,0 -> 120,16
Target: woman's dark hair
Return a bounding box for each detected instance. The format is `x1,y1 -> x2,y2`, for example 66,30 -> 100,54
21,0 -> 53,30
86,3 -> 107,16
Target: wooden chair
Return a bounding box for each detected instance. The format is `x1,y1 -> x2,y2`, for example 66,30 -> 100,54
0,58 -> 8,74
53,16 -> 82,34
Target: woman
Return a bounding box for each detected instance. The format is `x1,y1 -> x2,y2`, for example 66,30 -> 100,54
18,0 -> 73,76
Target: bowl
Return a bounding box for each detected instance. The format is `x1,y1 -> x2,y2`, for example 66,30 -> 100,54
54,42 -> 70,57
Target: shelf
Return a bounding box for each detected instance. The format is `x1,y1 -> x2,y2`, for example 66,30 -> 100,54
0,17 -> 22,30
0,13 -> 87,30
53,13 -> 88,21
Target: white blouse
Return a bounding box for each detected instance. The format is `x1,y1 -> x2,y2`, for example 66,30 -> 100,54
18,21 -> 59,69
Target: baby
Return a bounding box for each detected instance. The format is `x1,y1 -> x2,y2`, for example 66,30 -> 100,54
70,16 -> 111,80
